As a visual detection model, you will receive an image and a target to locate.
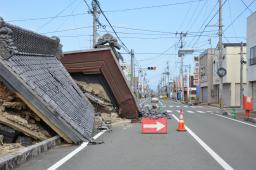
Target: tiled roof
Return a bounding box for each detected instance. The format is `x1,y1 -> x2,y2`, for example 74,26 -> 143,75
0,17 -> 95,144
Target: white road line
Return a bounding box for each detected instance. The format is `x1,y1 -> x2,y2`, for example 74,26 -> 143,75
197,110 -> 206,114
184,106 -> 188,108
172,115 -> 234,170
47,130 -> 107,170
169,105 -> 173,108
159,100 -> 164,106
206,111 -> 212,113
176,106 -> 180,108
209,113 -> 256,128
187,110 -> 195,114
176,110 -> 180,113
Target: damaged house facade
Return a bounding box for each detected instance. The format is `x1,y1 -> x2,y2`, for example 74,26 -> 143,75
0,18 -> 95,144
61,34 -> 139,119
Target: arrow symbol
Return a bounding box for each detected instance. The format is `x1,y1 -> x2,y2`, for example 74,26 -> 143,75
143,121 -> 165,131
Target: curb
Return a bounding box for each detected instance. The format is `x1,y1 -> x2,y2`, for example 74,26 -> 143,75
0,136 -> 61,170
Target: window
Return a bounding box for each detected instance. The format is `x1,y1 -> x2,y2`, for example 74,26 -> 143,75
250,46 -> 256,65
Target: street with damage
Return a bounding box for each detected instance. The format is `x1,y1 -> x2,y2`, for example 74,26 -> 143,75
14,99 -> 256,170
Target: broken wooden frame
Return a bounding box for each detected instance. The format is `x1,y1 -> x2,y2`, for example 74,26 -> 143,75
61,48 -> 139,119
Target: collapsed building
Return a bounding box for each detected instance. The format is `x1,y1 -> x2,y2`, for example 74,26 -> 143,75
61,36 -> 139,119
0,18 -> 95,144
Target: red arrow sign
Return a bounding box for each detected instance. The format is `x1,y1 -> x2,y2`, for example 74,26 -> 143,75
141,118 -> 167,134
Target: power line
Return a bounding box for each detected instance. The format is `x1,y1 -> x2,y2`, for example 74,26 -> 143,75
94,0 -> 130,53
6,0 -> 204,23
188,0 -> 218,47
36,0 -> 78,31
104,0 -> 205,13
191,0 -> 228,47
109,25 -> 217,35
41,26 -> 92,34
224,0 -> 256,33
6,12 -> 89,22
240,0 -> 253,13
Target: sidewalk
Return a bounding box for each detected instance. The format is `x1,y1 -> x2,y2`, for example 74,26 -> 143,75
208,104 -> 256,123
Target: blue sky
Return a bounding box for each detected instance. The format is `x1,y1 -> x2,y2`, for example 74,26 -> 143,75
1,0 -> 255,90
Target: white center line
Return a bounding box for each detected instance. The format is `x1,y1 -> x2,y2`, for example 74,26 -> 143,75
47,130 -> 107,170
172,115 -> 234,170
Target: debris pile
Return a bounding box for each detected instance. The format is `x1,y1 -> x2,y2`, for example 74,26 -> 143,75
76,81 -> 127,130
76,81 -> 113,113
0,82 -> 52,147
141,103 -> 171,119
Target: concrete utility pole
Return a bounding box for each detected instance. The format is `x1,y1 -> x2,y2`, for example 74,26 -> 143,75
130,49 -> 134,91
177,32 -> 187,101
218,0 -> 224,110
240,42 -> 245,107
167,61 -> 170,97
188,64 -> 191,103
92,0 -> 97,47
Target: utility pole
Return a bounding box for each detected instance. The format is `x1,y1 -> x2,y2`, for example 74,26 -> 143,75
240,42 -> 246,107
188,64 -> 191,103
218,0 -> 224,110
176,32 -> 187,101
130,49 -> 134,91
92,0 -> 97,47
167,61 -> 170,97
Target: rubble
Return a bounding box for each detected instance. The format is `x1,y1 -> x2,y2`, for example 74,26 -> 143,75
0,82 -> 51,142
77,81 -> 113,113
0,143 -> 24,156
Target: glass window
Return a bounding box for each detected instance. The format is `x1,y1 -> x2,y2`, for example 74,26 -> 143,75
250,46 -> 256,65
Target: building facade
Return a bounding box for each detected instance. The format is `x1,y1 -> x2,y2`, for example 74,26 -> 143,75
213,43 -> 247,107
247,12 -> 256,110
199,49 -> 216,104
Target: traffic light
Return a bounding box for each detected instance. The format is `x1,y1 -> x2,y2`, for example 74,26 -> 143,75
147,66 -> 156,70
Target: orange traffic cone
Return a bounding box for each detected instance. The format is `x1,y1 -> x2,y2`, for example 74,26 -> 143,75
177,109 -> 186,132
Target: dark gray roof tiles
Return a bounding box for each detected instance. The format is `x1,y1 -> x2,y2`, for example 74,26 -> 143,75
0,17 -> 95,144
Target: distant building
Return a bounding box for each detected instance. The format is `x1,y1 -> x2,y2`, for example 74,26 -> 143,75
247,12 -> 256,110
213,43 -> 247,107
199,49 -> 216,104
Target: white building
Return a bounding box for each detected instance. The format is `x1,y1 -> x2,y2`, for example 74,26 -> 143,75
213,43 -> 247,107
247,12 -> 256,110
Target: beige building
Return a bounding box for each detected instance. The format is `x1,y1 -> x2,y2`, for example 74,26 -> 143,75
199,49 -> 216,104
247,12 -> 256,110
213,43 -> 247,107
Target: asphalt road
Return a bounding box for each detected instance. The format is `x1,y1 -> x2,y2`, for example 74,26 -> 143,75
15,99 -> 256,170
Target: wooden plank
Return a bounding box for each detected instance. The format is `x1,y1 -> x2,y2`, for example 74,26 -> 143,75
15,93 -> 73,143
0,114 -> 47,141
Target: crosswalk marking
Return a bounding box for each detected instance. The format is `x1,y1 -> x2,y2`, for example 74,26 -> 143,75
176,106 -> 180,108
176,110 -> 180,113
197,111 -> 206,113
169,105 -> 174,108
187,110 -> 195,114
183,106 -> 188,108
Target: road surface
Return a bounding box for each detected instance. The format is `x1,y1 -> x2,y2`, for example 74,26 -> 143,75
15,99 -> 256,170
